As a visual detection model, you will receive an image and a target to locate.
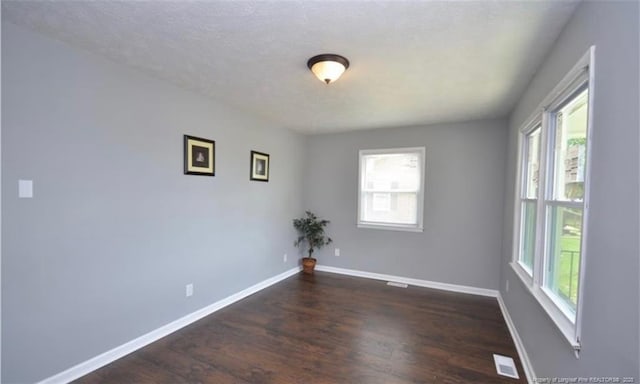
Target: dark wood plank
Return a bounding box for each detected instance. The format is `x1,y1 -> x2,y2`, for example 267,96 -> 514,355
73,271 -> 527,383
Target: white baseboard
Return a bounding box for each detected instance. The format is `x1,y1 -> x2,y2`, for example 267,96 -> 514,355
497,294 -> 536,384
315,265 -> 534,382
37,266 -> 533,384
38,267 -> 302,384
315,264 -> 499,297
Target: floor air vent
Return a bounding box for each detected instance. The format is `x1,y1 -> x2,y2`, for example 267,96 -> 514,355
386,281 -> 408,288
493,354 -> 519,379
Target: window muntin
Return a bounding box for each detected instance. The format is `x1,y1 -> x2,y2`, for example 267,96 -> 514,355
358,148 -> 425,231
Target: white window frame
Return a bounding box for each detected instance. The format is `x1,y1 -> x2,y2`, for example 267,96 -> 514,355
357,147 -> 425,232
511,46 -> 595,356
516,120 -> 542,281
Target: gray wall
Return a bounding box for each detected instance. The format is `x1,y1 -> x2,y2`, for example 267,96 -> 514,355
304,120 -> 507,290
1,23 -> 305,383
500,1 -> 639,380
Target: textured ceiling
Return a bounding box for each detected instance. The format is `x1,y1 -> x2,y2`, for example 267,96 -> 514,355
2,1 -> 579,134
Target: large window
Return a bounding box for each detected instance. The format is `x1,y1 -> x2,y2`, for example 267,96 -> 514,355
512,47 -> 594,353
358,147 -> 425,232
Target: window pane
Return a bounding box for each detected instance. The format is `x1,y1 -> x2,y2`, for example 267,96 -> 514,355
372,192 -> 391,212
544,205 -> 582,317
363,192 -> 417,224
524,127 -> 541,199
519,201 -> 536,271
363,153 -> 420,192
551,89 -> 589,201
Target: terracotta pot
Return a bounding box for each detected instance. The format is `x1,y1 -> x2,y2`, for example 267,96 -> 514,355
302,257 -> 317,274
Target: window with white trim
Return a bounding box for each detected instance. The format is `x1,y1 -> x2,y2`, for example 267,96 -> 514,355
358,147 -> 425,232
512,47 -> 594,354
543,87 -> 589,317
518,124 -> 541,274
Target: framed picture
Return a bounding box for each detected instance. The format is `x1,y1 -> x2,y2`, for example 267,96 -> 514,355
184,135 -> 215,176
250,151 -> 270,182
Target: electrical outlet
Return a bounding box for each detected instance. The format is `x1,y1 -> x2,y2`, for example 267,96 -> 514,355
186,283 -> 194,297
334,248 -> 340,257
283,253 -> 287,262
506,280 -> 509,292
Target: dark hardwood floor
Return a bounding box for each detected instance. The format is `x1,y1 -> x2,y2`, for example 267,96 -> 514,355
74,272 -> 527,383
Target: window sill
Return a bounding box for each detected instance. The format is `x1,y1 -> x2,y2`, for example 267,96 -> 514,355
509,262 -> 581,356
357,223 -> 423,233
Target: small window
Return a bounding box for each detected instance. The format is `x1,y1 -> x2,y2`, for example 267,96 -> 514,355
358,147 -> 425,232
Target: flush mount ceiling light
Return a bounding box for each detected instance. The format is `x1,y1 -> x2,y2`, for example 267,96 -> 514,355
307,54 -> 350,84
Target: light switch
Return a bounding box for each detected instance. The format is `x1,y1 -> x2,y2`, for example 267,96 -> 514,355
18,180 -> 33,198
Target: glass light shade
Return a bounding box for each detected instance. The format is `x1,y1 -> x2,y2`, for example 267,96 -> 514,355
310,60 -> 346,84
307,52 -> 353,85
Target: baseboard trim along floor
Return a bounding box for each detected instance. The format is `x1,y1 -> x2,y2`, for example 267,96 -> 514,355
37,267 -> 302,384
497,294 -> 536,383
316,264 -> 535,384
315,264 -> 499,297
38,264 -> 535,384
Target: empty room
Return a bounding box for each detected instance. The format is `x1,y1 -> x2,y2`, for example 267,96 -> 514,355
1,1 -> 638,383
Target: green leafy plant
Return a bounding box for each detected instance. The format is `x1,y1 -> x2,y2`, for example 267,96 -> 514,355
293,211 -> 332,259
567,137 -> 587,147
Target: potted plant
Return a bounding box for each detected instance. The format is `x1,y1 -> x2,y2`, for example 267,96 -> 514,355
293,211 -> 332,274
